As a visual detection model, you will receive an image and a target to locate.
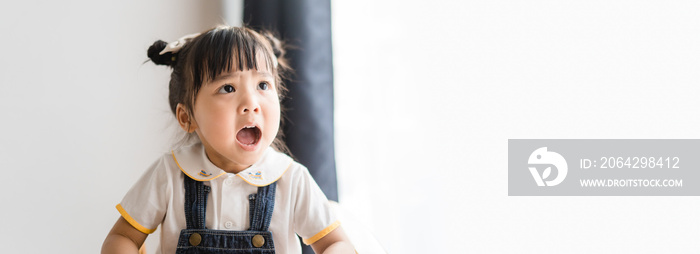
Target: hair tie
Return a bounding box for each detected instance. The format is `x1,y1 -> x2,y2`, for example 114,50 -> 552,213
159,33 -> 201,55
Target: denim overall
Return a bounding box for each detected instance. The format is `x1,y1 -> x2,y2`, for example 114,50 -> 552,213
175,175 -> 277,254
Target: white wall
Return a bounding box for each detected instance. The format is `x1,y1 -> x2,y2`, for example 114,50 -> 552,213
0,1 -> 236,253
332,0 -> 700,253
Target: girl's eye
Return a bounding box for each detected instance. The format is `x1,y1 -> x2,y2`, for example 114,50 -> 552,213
258,82 -> 269,90
218,84 -> 235,94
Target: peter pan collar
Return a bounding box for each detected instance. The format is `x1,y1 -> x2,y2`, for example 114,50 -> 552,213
171,143 -> 292,186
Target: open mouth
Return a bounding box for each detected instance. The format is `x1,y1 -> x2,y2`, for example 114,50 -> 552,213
236,126 -> 261,147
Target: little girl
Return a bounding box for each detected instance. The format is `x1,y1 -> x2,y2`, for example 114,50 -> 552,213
102,26 -> 354,254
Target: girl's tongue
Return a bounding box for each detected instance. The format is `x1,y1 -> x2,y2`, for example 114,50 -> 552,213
236,127 -> 259,145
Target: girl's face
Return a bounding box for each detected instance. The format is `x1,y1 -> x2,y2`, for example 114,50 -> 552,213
190,67 -> 281,174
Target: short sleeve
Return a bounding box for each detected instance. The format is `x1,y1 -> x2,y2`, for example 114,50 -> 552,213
292,165 -> 340,245
116,157 -> 171,234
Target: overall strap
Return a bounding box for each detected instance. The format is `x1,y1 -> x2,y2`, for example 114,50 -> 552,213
183,175 -> 210,229
248,182 -> 277,231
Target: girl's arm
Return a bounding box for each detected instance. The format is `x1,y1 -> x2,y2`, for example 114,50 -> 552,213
310,225 -> 355,254
102,216 -> 148,254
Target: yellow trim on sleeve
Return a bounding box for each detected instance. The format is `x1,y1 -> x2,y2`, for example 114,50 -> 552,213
172,151 -> 226,181
237,162 -> 292,187
116,204 -> 157,234
303,220 -> 341,245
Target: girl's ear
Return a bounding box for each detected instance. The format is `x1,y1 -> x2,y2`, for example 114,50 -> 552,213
176,104 -> 197,133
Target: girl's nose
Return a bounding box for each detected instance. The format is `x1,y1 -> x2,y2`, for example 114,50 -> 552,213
238,95 -> 260,114
242,106 -> 259,113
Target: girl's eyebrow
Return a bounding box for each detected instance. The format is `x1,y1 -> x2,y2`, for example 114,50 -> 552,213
209,71 -> 272,84
257,72 -> 273,79
212,72 -> 240,83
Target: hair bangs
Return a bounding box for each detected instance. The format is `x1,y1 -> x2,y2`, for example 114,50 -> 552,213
192,27 -> 277,88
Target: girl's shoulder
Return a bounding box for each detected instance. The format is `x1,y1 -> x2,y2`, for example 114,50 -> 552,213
272,153 -> 324,196
136,147 -> 189,183
135,143 -> 206,184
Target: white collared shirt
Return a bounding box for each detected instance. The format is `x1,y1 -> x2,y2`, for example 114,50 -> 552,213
117,143 -> 339,254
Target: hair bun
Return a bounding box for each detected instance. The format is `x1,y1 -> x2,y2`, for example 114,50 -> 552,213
147,40 -> 175,66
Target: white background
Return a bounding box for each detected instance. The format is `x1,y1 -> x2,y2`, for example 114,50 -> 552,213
1,0 -> 699,253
